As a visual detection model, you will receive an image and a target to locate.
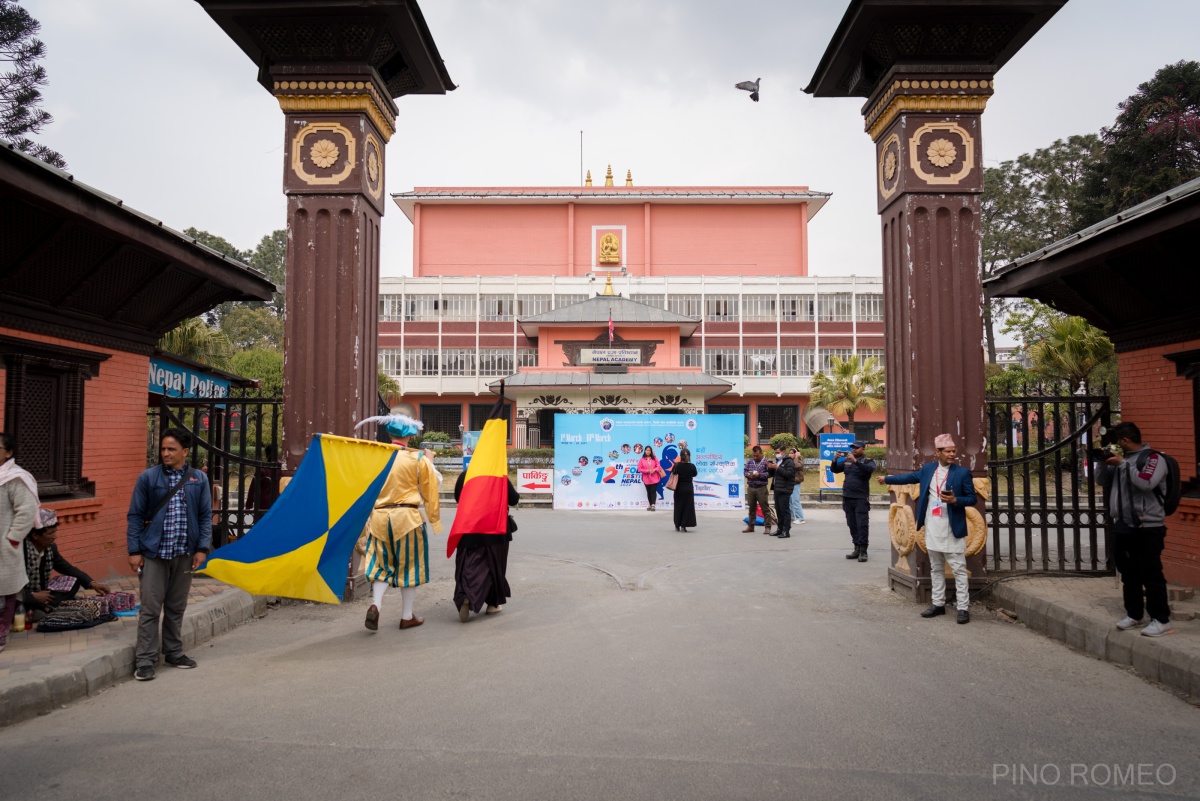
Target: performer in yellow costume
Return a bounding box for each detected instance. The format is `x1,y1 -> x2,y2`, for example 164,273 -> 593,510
354,414 -> 442,631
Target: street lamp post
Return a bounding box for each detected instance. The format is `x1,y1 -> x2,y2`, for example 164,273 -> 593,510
827,414 -> 836,434
756,421 -> 763,443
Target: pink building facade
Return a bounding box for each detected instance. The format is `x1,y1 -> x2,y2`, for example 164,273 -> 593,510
381,173 -> 886,446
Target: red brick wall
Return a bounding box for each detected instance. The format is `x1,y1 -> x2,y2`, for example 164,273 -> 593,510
1118,338 -> 1200,587
0,327 -> 149,581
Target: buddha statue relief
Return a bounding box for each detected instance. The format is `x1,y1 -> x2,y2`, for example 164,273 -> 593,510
598,232 -> 620,264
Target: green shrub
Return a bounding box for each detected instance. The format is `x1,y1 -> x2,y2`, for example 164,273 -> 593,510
422,430 -> 452,443
768,433 -> 799,452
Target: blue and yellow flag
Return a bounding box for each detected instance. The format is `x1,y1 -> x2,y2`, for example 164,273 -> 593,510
199,434 -> 398,604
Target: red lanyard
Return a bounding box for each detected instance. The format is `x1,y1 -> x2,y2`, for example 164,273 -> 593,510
934,466 -> 949,496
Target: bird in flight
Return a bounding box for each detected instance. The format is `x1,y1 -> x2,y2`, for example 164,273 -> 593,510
735,78 -> 760,102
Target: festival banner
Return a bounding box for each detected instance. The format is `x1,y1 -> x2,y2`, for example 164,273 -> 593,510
552,414 -> 744,511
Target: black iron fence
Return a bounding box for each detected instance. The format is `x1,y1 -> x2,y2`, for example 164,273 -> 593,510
985,388 -> 1113,574
148,393 -> 283,547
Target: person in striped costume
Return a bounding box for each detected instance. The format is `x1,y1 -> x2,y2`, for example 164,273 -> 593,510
356,414 -> 443,631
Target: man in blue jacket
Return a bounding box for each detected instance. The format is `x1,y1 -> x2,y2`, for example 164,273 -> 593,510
879,433 -> 977,623
126,428 -> 212,681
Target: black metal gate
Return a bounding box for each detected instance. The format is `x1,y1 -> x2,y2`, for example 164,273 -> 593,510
148,393 -> 282,547
986,388 -> 1114,574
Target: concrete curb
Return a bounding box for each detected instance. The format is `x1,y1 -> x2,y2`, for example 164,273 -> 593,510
0,589 -> 270,728
990,581 -> 1200,702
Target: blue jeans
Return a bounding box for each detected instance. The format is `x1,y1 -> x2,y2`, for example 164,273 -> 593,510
790,485 -> 805,522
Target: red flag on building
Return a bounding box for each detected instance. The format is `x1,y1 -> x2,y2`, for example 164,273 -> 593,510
608,308 -> 614,344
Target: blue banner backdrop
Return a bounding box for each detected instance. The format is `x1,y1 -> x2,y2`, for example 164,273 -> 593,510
818,432 -> 857,490
552,414 -> 745,511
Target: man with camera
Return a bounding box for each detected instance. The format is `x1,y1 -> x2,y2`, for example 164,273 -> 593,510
1093,422 -> 1173,637
831,441 -> 876,561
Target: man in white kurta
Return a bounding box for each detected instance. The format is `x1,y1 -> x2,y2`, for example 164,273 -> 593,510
923,461 -> 968,616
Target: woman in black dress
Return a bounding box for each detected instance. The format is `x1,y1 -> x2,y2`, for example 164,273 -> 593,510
671,448 -> 698,532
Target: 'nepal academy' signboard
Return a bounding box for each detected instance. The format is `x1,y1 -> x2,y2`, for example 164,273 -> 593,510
552,414 -> 744,511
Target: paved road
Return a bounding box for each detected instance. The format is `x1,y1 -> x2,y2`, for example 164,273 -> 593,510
2,508 -> 1197,800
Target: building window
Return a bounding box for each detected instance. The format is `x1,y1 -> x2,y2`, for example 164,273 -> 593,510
479,349 -> 514,376
705,348 -> 740,376
709,404 -> 750,437
818,293 -> 853,322
680,348 -> 702,368
856,293 -> 884,322
469,403 -> 513,439
857,348 -> 885,368
379,294 -> 404,322
441,348 -> 476,376
403,348 -> 439,376
780,294 -> 815,322
516,348 -> 539,368
404,295 -> 444,321
818,347 -> 854,374
515,294 -> 552,317
779,348 -> 814,376
442,294 -> 477,321
757,404 -> 799,439
420,404 -> 461,438
667,294 -> 702,318
705,296 -> 738,322
743,295 -> 778,322
555,294 -> 587,309
743,348 -> 777,375
480,295 -> 514,321
631,293 -> 665,309
378,348 -> 402,377
0,336 -> 107,499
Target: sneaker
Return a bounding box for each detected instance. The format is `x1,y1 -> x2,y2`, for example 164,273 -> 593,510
795,520 -> 806,526
166,654 -> 197,669
458,600 -> 470,623
134,665 -> 156,681
1141,619 -> 1174,637
1115,616 -> 1144,630
486,605 -> 503,615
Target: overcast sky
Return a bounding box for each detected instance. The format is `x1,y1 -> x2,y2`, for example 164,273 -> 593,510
23,0 -> 1200,282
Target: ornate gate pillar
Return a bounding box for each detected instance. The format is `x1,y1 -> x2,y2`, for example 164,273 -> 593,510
805,0 -> 1066,599
195,1 -> 455,469
805,0 -> 1066,475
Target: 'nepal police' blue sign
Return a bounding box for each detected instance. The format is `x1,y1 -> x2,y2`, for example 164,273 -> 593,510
148,358 -> 231,399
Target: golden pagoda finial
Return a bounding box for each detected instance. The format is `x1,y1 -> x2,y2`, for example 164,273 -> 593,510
585,169 -> 592,187
602,274 -> 615,295
625,169 -> 633,187
604,164 -> 614,186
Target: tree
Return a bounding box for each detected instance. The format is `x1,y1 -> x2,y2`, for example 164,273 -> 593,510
378,369 -> 399,401
248,229 -> 287,316
1028,316 -> 1115,392
1075,60 -> 1200,227
158,317 -> 233,369
0,0 -> 64,167
221,305 -> 283,351
808,355 -> 885,429
229,348 -> 283,398
980,135 -> 1102,361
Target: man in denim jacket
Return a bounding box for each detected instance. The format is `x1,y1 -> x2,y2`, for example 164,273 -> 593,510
126,428 -> 212,681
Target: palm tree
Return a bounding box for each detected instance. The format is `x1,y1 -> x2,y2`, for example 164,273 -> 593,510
1028,315 -> 1115,391
158,317 -> 233,368
809,355 -> 886,429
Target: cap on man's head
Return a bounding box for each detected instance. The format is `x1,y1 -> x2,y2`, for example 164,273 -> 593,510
934,434 -> 955,449
851,440 -> 866,449
35,507 -> 58,530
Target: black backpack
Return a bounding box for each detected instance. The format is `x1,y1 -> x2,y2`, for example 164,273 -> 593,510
1135,450 -> 1183,516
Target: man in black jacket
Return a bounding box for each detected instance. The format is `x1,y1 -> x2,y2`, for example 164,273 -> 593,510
23,508 -> 111,621
831,441 -> 876,562
767,451 -> 797,539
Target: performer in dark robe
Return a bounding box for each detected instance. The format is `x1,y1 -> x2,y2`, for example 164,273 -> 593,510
453,471 -> 518,621
671,448 -> 699,532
